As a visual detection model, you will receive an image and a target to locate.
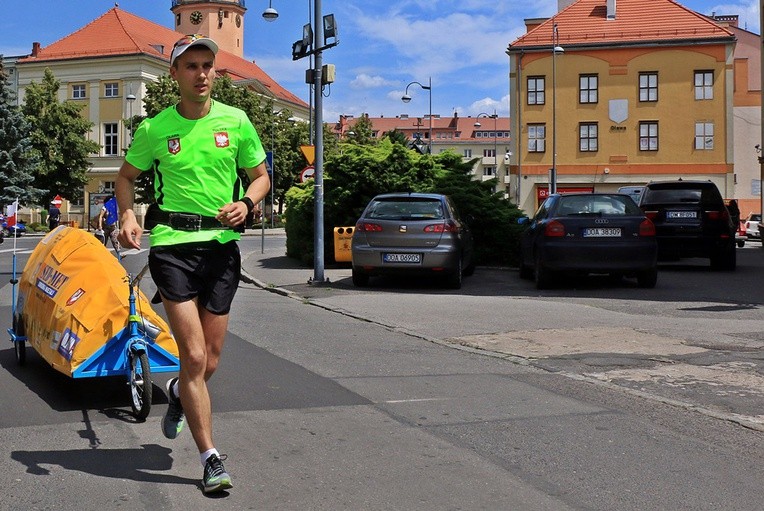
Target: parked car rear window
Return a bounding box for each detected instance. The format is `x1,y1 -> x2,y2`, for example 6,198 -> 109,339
642,184 -> 723,207
366,199 -> 444,220
557,195 -> 641,216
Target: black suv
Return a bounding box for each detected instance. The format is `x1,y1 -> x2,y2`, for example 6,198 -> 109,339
639,180 -> 736,270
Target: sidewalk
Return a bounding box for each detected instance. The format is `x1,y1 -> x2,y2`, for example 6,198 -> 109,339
239,228 -> 354,298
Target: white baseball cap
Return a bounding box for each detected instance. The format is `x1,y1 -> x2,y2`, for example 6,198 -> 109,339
170,34 -> 219,66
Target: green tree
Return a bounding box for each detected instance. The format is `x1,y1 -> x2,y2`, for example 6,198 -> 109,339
347,114 -> 375,145
0,59 -> 44,206
383,128 -> 408,146
22,68 -> 100,204
285,139 -> 439,265
427,152 -> 524,266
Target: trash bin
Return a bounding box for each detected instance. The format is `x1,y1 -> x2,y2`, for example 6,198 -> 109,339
333,226 -> 354,263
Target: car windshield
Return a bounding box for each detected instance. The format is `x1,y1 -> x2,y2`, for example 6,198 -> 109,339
556,195 -> 640,216
366,199 -> 444,220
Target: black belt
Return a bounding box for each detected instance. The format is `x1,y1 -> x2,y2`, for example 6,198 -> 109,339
145,205 -> 243,232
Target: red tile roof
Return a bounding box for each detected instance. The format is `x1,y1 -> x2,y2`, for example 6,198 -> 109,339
509,0 -> 734,50
336,115 -> 511,142
18,7 -> 306,107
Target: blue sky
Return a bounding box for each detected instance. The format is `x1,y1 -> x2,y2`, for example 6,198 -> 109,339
0,0 -> 759,123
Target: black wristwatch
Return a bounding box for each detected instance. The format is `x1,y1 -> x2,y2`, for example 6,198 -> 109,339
238,196 -> 255,214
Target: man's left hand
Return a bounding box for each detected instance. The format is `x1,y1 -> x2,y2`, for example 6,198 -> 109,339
216,201 -> 248,227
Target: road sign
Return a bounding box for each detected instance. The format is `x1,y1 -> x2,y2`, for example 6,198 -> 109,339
265,151 -> 273,175
300,165 -> 315,183
300,145 -> 315,165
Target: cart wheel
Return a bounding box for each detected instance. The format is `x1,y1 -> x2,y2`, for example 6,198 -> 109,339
129,350 -> 152,420
14,340 -> 26,365
12,316 -> 26,366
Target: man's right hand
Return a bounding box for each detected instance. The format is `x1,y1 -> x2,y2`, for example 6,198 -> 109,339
118,211 -> 143,249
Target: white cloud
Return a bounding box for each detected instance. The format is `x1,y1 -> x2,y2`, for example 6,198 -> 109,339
350,73 -> 397,89
706,1 -> 760,32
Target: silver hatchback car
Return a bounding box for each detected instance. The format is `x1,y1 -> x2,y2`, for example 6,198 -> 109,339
351,193 -> 474,289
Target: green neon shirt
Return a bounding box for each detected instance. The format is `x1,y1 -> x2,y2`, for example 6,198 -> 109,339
125,100 -> 266,246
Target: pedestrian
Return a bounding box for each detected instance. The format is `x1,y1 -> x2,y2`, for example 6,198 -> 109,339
47,202 -> 61,231
97,196 -> 121,257
115,33 -> 269,494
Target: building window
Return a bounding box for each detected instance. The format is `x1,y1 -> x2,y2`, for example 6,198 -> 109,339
104,83 -> 119,97
695,122 -> 714,150
639,72 -> 658,102
102,181 -> 116,194
639,121 -> 659,151
694,71 -> 713,100
483,148 -> 496,158
528,124 -> 546,152
72,84 -> 86,99
579,123 -> 598,152
579,75 -> 598,104
483,166 -> 496,176
104,123 -> 119,156
463,149 -> 472,158
527,76 -> 545,105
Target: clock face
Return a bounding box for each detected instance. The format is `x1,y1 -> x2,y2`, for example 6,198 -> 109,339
235,14 -> 241,27
190,11 -> 203,24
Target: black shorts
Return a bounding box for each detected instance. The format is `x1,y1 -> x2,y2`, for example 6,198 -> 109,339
148,241 -> 241,315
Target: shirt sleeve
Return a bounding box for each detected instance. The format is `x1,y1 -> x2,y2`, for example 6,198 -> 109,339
125,118 -> 154,172
237,114 -> 267,169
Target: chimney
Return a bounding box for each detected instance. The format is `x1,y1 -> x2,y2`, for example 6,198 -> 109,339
31,42 -> 41,57
607,0 -> 616,20
558,0 -> 575,11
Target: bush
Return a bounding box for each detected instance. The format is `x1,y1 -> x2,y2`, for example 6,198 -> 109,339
284,140 -> 525,267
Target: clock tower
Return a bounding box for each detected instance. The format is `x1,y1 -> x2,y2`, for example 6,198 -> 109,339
171,0 -> 246,58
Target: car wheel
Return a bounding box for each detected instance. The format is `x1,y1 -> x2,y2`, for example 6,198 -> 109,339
445,257 -> 463,290
352,268 -> 369,287
637,268 -> 658,288
737,239 -> 745,248
519,262 -> 533,280
534,253 -> 552,290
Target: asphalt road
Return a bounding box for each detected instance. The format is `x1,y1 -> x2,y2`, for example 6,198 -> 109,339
0,233 -> 763,510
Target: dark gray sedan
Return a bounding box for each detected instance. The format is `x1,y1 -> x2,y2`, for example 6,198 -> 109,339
518,193 -> 658,289
351,193 -> 474,289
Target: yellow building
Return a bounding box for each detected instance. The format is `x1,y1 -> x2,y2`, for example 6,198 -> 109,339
506,0 -> 736,213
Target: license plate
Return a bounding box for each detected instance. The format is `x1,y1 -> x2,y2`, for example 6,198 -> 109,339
383,253 -> 421,263
667,211 -> 697,219
582,228 -> 621,237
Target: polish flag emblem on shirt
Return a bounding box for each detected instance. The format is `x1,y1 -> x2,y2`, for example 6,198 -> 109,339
168,138 -> 181,155
215,132 -> 230,148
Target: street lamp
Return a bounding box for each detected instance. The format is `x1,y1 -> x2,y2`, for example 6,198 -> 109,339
551,23 -> 564,195
474,112 -> 499,183
401,77 -> 432,154
262,0 -> 278,21
126,91 -> 136,146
